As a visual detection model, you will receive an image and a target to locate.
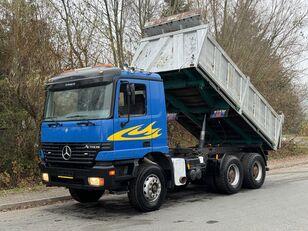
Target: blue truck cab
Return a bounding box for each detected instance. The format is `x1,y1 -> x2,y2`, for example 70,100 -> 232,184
41,67 -> 168,161
40,66 -> 179,211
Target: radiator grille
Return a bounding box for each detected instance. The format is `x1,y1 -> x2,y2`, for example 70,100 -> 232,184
41,143 -> 103,167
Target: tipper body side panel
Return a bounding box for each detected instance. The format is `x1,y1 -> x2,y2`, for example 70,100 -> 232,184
132,24 -> 283,150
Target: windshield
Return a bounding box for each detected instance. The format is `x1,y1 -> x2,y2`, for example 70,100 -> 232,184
44,83 -> 113,121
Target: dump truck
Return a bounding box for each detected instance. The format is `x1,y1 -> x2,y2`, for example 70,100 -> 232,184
39,11 -> 284,212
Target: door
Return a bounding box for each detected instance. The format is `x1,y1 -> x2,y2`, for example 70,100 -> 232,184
108,79 -> 152,160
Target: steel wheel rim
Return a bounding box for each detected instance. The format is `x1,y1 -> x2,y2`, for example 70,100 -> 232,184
143,174 -> 162,202
227,164 -> 240,187
252,161 -> 263,182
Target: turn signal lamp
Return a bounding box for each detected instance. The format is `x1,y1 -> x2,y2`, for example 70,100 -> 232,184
88,177 -> 104,187
42,173 -> 49,182
108,169 -> 116,176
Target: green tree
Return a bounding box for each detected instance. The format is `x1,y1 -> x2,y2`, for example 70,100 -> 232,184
0,0 -> 60,188
208,0 -> 307,133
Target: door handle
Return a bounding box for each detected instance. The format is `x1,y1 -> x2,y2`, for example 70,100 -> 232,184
143,141 -> 151,147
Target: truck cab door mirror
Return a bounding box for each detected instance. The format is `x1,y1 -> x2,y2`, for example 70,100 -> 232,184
125,83 -> 136,107
129,83 -> 135,105
121,82 -> 135,127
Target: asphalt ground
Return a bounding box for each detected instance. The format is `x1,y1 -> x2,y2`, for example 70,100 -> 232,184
1,163 -> 308,231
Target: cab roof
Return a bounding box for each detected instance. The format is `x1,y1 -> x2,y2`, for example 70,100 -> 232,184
47,66 -> 161,85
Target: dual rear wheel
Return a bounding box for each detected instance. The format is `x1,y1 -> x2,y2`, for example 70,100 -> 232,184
210,153 -> 266,194
242,153 -> 266,189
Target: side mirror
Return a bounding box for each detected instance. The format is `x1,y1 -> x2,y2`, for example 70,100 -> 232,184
121,82 -> 135,127
130,83 -> 135,105
125,83 -> 135,105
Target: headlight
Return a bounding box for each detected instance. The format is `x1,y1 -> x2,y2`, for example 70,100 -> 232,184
88,177 -> 104,187
42,173 -> 49,182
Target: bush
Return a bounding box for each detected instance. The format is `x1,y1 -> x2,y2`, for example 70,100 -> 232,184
270,140 -> 308,160
0,110 -> 40,189
300,122 -> 308,136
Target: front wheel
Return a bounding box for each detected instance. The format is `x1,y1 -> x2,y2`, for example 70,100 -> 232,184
128,164 -> 167,212
69,188 -> 104,203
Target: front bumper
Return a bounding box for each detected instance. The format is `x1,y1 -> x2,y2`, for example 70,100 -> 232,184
39,162 -> 126,190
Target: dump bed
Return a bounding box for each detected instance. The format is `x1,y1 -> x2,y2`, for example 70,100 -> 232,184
132,12 -> 284,150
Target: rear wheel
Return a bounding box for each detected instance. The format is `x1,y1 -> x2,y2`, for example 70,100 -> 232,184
215,155 -> 243,194
242,153 -> 266,189
128,164 -> 166,212
69,188 -> 104,203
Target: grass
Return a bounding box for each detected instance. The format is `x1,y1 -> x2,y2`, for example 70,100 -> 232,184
268,135 -> 308,160
269,144 -> 308,160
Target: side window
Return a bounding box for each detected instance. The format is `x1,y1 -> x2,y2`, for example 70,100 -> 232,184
118,83 -> 146,117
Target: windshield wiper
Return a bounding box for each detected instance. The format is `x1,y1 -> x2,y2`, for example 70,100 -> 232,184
65,115 -> 88,119
45,117 -> 63,127
77,121 -> 96,126
66,114 -> 95,126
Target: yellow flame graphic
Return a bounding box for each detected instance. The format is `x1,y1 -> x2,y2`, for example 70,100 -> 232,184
107,122 -> 162,141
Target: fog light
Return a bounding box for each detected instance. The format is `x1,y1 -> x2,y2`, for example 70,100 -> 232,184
42,173 -> 49,182
88,177 -> 104,187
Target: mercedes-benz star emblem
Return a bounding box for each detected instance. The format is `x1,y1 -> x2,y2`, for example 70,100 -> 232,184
62,145 -> 72,160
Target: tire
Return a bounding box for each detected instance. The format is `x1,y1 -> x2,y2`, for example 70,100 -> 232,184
128,164 -> 167,212
69,188 -> 104,203
215,155 -> 243,194
242,153 -> 266,189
